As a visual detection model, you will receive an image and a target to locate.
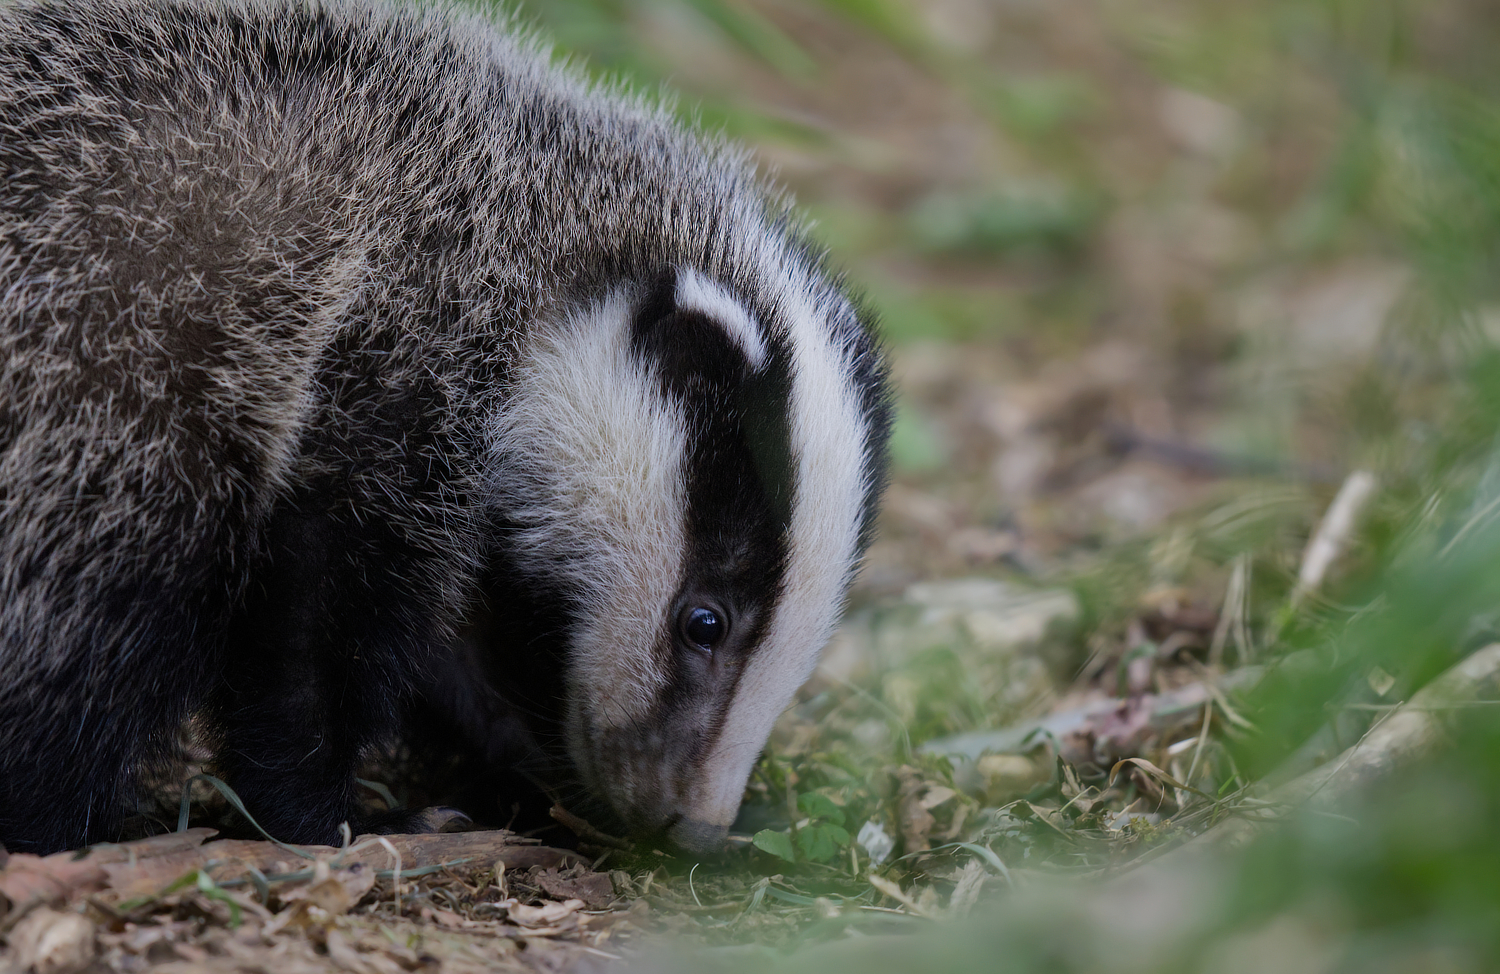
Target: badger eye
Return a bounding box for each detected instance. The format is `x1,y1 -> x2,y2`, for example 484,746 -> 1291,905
680,606 -> 726,652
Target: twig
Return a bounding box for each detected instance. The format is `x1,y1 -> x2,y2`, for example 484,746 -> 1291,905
9,830 -> 584,902
1292,470 -> 1378,608
923,664 -> 1265,760
1209,554 -> 1249,666
376,837 -> 403,910
548,805 -> 632,851
1184,703 -> 1212,789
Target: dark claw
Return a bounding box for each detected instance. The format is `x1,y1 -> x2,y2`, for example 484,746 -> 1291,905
420,806 -> 474,833
357,805 -> 473,836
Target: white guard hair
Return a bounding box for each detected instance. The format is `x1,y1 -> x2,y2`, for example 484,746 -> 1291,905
673,260 -> 871,838
674,268 -> 767,370
486,291 -> 688,730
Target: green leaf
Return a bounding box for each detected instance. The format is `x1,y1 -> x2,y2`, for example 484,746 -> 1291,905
194,871 -> 243,929
797,791 -> 845,825
763,886 -> 818,906
795,826 -> 832,862
752,829 -> 796,862
795,823 -> 851,863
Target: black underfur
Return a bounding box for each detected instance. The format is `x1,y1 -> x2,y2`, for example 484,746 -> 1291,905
396,546 -> 586,840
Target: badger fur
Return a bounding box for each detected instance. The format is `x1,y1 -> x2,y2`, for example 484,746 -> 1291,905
0,0 -> 891,855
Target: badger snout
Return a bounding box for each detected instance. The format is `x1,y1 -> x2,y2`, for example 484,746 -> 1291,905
614,788 -> 732,855
588,755 -> 734,855
665,817 -> 730,855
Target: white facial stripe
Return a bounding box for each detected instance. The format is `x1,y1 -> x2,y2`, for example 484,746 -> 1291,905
686,274 -> 868,828
487,291 -> 687,731
674,267 -> 767,370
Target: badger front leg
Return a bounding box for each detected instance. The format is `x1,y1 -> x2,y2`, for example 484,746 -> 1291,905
0,556 -> 236,855
215,505 -> 460,844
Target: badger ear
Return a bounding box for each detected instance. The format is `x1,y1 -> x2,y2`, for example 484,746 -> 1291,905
631,268 -> 767,389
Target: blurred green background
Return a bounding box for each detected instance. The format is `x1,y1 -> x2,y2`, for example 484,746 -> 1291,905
500,0 -> 1500,969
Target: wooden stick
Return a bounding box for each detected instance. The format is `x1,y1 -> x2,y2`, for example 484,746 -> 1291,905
1,829 -> 587,904
1292,470 -> 1378,608
548,805 -> 632,851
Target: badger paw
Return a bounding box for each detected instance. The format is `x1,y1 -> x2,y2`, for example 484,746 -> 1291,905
356,806 -> 473,836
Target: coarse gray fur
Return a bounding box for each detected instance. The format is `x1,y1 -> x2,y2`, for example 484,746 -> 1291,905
0,0 -> 890,854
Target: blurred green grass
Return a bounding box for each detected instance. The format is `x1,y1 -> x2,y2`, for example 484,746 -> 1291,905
501,0 -> 1500,968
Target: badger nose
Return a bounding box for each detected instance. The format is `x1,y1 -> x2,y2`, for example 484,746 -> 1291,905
666,818 -> 729,855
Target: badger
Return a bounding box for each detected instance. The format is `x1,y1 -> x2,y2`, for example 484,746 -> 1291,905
0,0 -> 891,856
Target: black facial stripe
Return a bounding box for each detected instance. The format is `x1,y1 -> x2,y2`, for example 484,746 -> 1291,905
626,270 -> 795,736
658,358 -> 792,724
633,267 -> 679,342
630,267 -> 770,385
737,341 -> 796,536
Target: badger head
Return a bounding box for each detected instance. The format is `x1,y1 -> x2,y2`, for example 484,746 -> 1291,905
485,264 -> 889,852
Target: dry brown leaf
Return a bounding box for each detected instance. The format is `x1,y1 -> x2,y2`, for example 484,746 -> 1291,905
503,898 -> 584,929
358,931 -> 428,971
8,907 -> 96,974
420,906 -> 466,929
1088,697 -> 1156,760
915,885 -> 942,917
99,920 -> 185,956
93,830 -> 581,900
946,860 -> 987,920
939,802 -> 971,843
278,861 -> 376,916
325,929 -> 406,974
0,855 -> 108,912
1109,757 -> 1212,800
919,786 -> 958,810
533,868 -> 614,910
867,874 -> 930,918
171,941 -> 209,964
895,767 -> 936,854
263,901 -> 328,937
